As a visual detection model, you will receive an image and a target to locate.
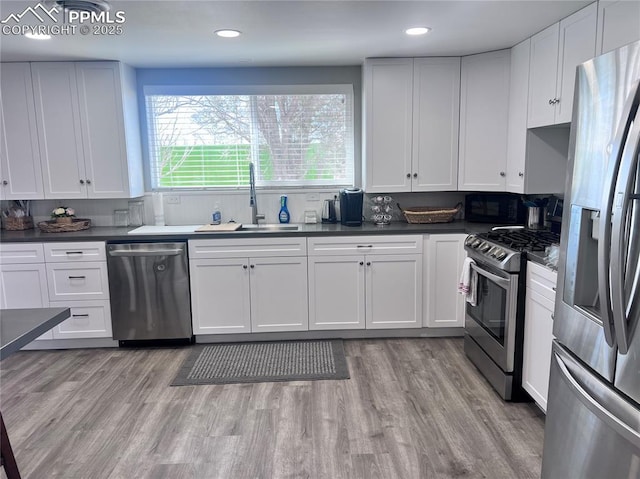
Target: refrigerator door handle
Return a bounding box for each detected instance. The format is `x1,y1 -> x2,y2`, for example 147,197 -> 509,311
553,349 -> 640,448
610,107 -> 640,354
598,80 -> 640,348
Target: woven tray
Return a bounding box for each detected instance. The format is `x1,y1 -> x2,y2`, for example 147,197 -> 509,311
37,218 -> 91,233
401,203 -> 462,224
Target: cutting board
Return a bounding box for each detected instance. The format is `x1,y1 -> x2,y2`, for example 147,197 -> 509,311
195,223 -> 242,232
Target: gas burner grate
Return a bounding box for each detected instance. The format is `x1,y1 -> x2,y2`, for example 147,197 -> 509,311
481,230 -> 560,252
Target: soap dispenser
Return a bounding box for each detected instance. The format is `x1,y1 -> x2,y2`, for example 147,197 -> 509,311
279,195 -> 290,223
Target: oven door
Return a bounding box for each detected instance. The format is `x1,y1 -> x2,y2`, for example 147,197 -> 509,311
465,261 -> 519,372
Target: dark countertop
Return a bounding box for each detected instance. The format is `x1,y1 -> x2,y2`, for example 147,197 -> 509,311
526,250 -> 558,272
0,308 -> 70,360
0,220 -> 495,243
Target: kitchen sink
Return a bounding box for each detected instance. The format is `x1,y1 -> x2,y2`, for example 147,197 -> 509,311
239,224 -> 299,231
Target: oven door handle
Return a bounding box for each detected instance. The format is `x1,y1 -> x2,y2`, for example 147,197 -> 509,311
470,262 -> 510,289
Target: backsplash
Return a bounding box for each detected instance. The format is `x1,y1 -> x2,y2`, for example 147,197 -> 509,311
2,191 -> 466,228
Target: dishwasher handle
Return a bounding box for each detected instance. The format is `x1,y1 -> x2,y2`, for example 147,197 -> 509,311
108,248 -> 184,257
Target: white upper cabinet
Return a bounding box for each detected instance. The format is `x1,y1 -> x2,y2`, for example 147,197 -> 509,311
31,61 -> 143,199
596,0 -> 640,54
528,3 -> 597,127
412,58 -> 460,192
506,38 -> 531,194
363,57 -> 460,193
0,63 -> 44,200
458,49 -> 511,191
363,58 -> 414,192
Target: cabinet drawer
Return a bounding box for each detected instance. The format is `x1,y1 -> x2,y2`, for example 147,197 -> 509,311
49,300 -> 112,339
527,261 -> 557,302
189,237 -> 307,259
44,242 -> 106,262
46,262 -> 109,301
307,235 -> 422,256
0,243 -> 44,264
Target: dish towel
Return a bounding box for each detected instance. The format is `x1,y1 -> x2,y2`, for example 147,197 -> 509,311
458,257 -> 478,307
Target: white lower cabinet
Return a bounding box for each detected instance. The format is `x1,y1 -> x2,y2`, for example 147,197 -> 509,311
0,243 -> 52,339
522,261 -> 557,412
48,300 -> 112,339
43,241 -> 113,341
189,238 -> 309,335
424,234 -> 467,328
307,236 -> 423,330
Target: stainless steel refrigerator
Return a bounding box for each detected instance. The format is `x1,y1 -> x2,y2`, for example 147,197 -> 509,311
541,41 -> 640,478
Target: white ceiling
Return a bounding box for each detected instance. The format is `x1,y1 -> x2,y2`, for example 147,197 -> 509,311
0,0 -> 592,68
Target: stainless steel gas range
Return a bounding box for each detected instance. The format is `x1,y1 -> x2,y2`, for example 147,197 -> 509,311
463,227 -> 559,400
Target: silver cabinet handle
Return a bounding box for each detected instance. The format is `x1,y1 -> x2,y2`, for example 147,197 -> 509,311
598,80 -> 640,350
518,172 -> 524,177
413,173 -> 417,178
72,314 -> 90,318
2,180 -> 7,186
499,171 -> 506,177
366,261 -> 371,266
65,251 -> 84,255
79,179 -> 85,185
359,261 -> 364,266
250,265 -> 255,269
406,173 -> 411,178
68,275 -> 86,279
86,179 -> 91,185
356,245 -> 373,248
243,265 -> 248,269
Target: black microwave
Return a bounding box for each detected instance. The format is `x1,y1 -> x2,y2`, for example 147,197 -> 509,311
465,193 -> 525,224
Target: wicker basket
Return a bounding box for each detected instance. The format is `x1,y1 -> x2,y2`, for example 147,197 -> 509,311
401,203 -> 463,224
3,216 -> 34,231
37,218 -> 91,233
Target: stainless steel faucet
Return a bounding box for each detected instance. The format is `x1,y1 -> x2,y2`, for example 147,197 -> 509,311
249,162 -> 265,225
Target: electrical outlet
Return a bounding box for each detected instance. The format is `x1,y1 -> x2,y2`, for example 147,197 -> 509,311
166,195 -> 181,204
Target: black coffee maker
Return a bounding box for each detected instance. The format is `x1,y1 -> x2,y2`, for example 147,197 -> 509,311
339,188 -> 363,226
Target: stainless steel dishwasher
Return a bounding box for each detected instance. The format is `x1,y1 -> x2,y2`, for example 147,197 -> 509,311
107,242 -> 192,342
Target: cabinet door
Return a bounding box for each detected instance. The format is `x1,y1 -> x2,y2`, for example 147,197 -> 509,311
0,263 -> 52,339
49,300 -> 112,339
506,39 -> 530,194
522,288 -> 555,412
363,58 -> 413,193
0,63 -> 44,200
555,3 -> 597,124
308,256 -> 365,330
412,58 -> 460,191
597,0 -> 640,55
424,234 -> 467,328
458,50 -> 510,191
189,258 -> 251,334
75,62 -> 132,198
250,257 -> 308,333
365,254 -> 422,329
527,23 -> 560,128
31,62 -> 87,199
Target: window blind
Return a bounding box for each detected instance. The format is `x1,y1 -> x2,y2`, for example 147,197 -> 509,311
145,85 -> 354,190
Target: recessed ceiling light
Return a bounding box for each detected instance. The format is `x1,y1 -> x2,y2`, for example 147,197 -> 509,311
405,27 -> 431,36
25,32 -> 52,40
215,29 -> 241,38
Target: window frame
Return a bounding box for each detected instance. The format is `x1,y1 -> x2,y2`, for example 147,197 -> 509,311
143,83 -> 356,192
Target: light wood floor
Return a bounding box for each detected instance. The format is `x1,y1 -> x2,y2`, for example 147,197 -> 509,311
0,338 -> 544,479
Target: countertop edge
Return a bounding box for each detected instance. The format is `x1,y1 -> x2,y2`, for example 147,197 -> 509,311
0,221 -> 495,243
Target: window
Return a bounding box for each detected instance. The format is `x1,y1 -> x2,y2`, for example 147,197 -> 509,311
144,85 -> 354,189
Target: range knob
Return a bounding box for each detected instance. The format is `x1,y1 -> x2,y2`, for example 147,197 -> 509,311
465,236 -> 476,246
480,243 -> 492,253
495,249 -> 508,261
472,239 -> 482,248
